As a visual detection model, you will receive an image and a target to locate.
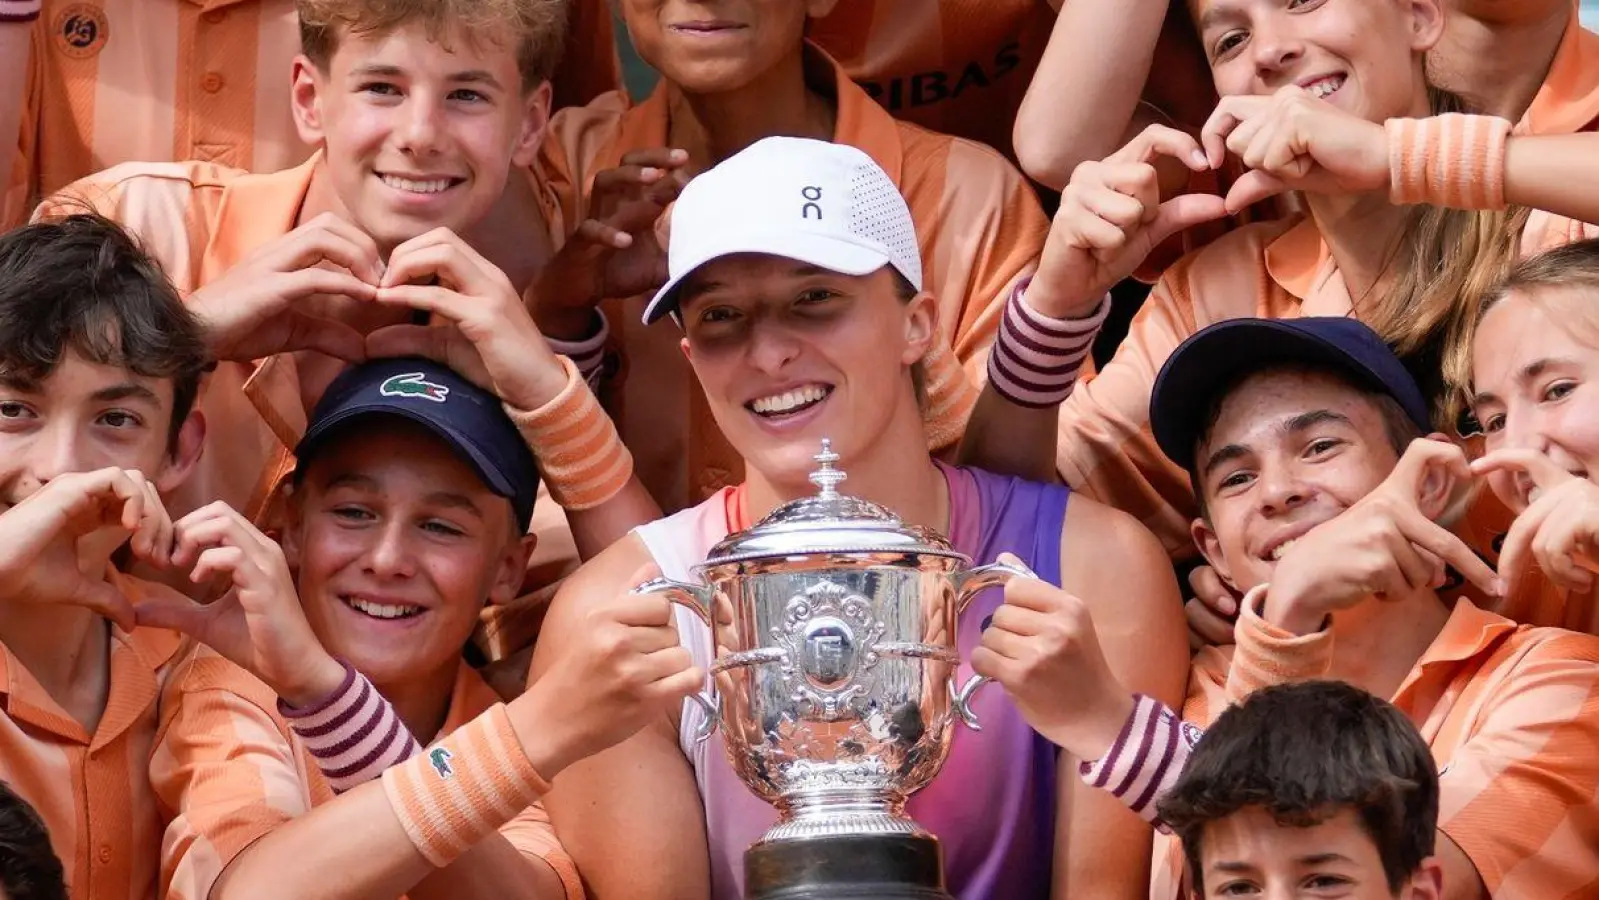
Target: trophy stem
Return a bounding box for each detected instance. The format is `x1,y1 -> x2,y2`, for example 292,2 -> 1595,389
762,784 -> 923,844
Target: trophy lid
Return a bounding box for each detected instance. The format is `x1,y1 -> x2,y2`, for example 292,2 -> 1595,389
701,439 -> 969,566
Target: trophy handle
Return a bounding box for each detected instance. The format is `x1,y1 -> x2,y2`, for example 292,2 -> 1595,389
631,577 -> 720,744
950,556 -> 1039,731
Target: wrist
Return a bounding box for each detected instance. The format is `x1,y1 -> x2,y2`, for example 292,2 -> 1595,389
1262,582 -> 1328,636
278,653 -> 351,710
1057,690 -> 1137,762
506,683 -> 578,783
1024,267 -> 1107,320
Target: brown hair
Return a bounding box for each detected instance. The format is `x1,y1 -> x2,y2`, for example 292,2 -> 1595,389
1366,87 -> 1530,424
297,0 -> 570,90
1440,238 -> 1599,428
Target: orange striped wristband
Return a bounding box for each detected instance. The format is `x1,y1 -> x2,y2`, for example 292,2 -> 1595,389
380,703 -> 551,868
1387,113 -> 1513,211
507,355 -> 634,511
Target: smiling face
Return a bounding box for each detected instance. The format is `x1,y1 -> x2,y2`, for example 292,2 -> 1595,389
1192,369 -> 1409,593
293,21 -> 548,252
1470,288 -> 1599,512
676,254 -> 934,490
1186,0 -> 1442,122
285,418 -> 529,692
619,0 -> 840,94
1197,806 -> 1433,900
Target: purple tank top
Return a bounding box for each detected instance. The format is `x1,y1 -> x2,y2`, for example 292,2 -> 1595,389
691,465 -> 1067,899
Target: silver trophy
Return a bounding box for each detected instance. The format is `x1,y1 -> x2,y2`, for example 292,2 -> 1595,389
635,440 -> 1034,899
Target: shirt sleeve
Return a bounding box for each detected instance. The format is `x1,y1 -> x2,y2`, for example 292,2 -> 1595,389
498,800 -> 587,900
1223,585 -> 1336,705
151,646 -> 319,900
1434,631 -> 1599,899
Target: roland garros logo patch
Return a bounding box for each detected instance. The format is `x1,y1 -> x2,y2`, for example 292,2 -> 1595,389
380,373 -> 450,403
54,3 -> 108,59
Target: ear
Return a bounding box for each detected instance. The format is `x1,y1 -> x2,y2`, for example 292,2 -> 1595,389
1402,857 -> 1445,900
510,80 -> 553,168
1191,515 -> 1241,593
155,410 -> 206,495
1415,431 -> 1465,519
487,531 -> 537,606
806,0 -> 843,17
279,483 -> 305,570
1406,0 -> 1445,53
680,334 -> 694,363
901,290 -> 938,367
291,55 -> 329,146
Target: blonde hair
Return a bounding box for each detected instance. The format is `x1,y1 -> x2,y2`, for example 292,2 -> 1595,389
1364,88 -> 1530,425
297,0 -> 569,89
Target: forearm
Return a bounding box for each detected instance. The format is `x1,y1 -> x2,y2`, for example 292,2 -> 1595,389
957,390 -> 1061,482
566,476 -> 662,562
1017,0 -> 1168,189
1504,133 -> 1599,225
410,835 -> 566,900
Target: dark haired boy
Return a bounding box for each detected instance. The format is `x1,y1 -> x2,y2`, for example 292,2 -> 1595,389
0,779 -> 68,900
972,318 -> 1599,900
1159,680 -> 1442,900
0,213 -> 320,900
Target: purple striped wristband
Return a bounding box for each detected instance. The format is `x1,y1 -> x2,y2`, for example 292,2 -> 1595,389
0,1 -> 40,22
545,310 -> 611,387
987,278 -> 1110,409
1078,693 -> 1202,833
279,659 -> 423,794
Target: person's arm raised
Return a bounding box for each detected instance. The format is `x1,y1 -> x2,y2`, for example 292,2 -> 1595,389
536,535 -> 714,900
367,228 -> 662,560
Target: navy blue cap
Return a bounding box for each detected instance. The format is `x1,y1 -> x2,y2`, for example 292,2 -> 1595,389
294,358 -> 538,532
1150,317 -> 1432,472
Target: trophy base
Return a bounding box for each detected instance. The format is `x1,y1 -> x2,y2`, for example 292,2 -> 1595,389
744,834 -> 950,900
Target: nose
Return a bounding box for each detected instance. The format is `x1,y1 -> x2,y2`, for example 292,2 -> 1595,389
1255,462 -> 1312,517
745,319 -> 802,375
362,521 -> 417,580
23,421 -> 93,489
1501,405 -> 1553,455
1251,19 -> 1304,83
395,96 -> 445,157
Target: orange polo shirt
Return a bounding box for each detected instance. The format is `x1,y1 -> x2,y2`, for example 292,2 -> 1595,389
1152,598 -> 1599,900
533,44 -> 1048,512
0,572 -> 312,900
806,0 -> 1056,163
4,0 -> 620,227
168,659 -> 581,899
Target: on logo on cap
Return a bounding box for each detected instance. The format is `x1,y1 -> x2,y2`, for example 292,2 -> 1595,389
801,186 -> 823,221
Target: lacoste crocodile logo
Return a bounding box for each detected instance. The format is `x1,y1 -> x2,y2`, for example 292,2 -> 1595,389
380,373 -> 449,403
428,747 -> 455,779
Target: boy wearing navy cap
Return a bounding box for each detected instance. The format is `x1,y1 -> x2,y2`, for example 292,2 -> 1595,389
136,356 -> 700,900
969,317 -> 1599,900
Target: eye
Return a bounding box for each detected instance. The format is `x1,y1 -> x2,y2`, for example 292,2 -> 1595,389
1218,469 -> 1255,491
1479,412 -> 1505,434
332,505 -> 376,523
1305,437 -> 1342,457
796,288 -> 837,305
98,410 -> 143,429
1542,380 -> 1576,403
1215,879 -> 1261,896
422,519 -> 466,538
0,401 -> 33,419
359,81 -> 401,97
448,88 -> 488,103
699,306 -> 741,324
1303,873 -> 1354,890
1214,31 -> 1247,56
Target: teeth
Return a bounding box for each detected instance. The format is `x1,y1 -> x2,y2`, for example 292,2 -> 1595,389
750,385 -> 829,415
1309,77 -> 1344,100
346,596 -> 423,620
1268,539 -> 1298,562
381,175 -> 454,194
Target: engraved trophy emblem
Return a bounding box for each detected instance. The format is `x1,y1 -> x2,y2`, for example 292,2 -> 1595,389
634,440 -> 1036,899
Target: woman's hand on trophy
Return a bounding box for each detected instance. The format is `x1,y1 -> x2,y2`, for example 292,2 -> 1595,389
509,564 -> 705,781
970,562 -> 1136,763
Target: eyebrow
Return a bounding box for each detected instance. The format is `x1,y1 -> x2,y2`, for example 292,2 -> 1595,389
352,64 -> 503,90
1201,442 -> 1250,479
1297,853 -> 1356,866
680,264 -> 843,306
320,474 -> 485,519
92,383 -> 162,406
1199,409 -> 1352,478
1471,357 -> 1574,407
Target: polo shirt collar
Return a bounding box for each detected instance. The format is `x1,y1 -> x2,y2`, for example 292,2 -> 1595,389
1394,599 -> 1520,702
1262,214 -> 1331,301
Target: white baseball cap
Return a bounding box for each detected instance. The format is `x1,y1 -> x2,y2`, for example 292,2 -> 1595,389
642,136 -> 924,325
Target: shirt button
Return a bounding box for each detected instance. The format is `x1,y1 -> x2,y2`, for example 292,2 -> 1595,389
200,72 -> 225,93
201,8 -> 227,23
98,844 -> 112,864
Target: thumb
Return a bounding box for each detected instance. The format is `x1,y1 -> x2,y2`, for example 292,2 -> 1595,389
284,312 -> 368,363
77,580 -> 137,633
365,323 -> 443,362
1222,170 -> 1289,215
131,587 -> 208,636
1145,193 -> 1231,249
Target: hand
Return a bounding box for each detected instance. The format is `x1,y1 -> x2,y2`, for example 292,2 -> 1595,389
1267,440 -> 1502,633
970,560 -> 1136,762
533,148 -> 688,337
509,564 -> 703,780
131,502 -> 344,706
365,228 -> 569,411
188,213 -> 381,362
0,468 -> 175,629
1472,449 -> 1599,593
1029,125 -> 1228,317
1202,86 -> 1389,214
1185,565 -> 1241,652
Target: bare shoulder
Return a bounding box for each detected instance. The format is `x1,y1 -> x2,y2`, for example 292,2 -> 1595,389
1059,494 -> 1182,615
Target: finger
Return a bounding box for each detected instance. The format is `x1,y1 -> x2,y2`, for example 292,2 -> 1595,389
977,626 -> 1036,663
573,217 -> 633,250
1393,505 -> 1503,598
1077,185 -> 1148,232
618,147 -> 690,170
637,645 -> 696,682
1201,96 -> 1267,168
374,283 -> 473,325
1223,170 -> 1290,214
133,477 -> 173,566
988,601 -> 1049,637
381,239 -> 486,292
191,545 -> 248,586
132,590 -> 208,635
277,218 -> 384,285
1188,567 -> 1239,617
1185,597 -> 1236,648
1470,448 -> 1578,493
1385,530 -> 1441,594
612,591 -> 676,628
1532,502 -> 1598,592
1113,124 -> 1210,171
1073,212 -> 1132,256
278,267 -> 381,304
280,311 -> 368,363
364,322 -> 464,364
79,580 -> 137,633
1145,193 -> 1231,248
